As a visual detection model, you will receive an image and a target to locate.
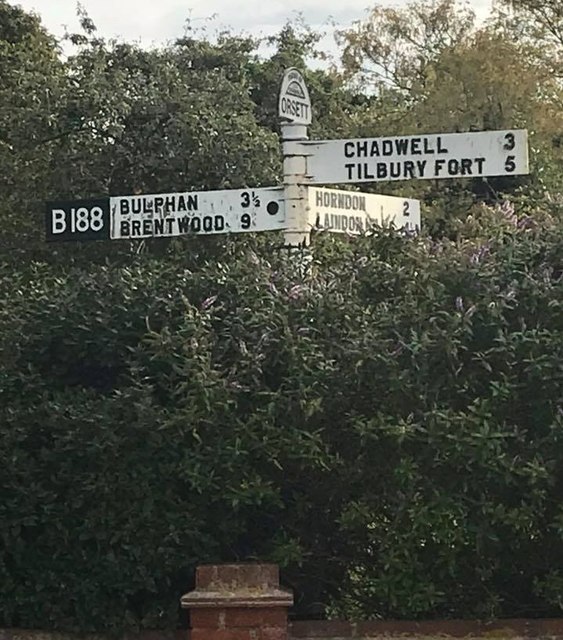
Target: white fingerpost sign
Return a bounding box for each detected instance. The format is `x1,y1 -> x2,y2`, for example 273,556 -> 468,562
288,129 -> 529,185
308,187 -> 421,234
47,64 -> 534,249
110,187 -> 285,239
278,68 -> 312,126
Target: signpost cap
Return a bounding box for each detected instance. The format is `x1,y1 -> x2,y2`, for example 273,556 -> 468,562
278,67 -> 312,126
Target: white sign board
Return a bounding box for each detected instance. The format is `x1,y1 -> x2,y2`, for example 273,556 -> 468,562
293,129 -> 529,184
309,187 -> 420,234
278,68 -> 312,126
110,187 -> 285,239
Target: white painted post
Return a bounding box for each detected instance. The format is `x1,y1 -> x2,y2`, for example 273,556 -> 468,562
278,68 -> 312,248
281,122 -> 309,247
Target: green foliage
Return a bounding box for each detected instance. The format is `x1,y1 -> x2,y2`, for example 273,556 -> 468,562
336,0 -> 563,234
0,1 -> 66,255
1,208 -> 563,629
1,0 -> 563,632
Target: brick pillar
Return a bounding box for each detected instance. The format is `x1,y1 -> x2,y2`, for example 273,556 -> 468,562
181,564 -> 293,640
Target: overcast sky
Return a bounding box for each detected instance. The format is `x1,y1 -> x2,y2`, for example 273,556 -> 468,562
11,0 -> 494,52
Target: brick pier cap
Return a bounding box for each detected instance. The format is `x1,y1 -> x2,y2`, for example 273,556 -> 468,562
181,564 -> 293,640
181,564 -> 293,609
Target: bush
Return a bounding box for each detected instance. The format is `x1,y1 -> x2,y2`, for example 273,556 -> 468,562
0,207 -> 562,630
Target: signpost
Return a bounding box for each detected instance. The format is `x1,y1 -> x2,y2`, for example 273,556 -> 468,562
286,129 -> 529,184
46,187 -> 285,242
309,187 -> 420,234
45,69 -> 532,247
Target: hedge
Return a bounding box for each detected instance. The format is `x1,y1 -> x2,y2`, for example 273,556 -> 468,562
0,207 -> 562,630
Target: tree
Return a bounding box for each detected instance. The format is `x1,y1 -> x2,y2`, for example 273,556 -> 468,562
336,0 -> 563,235
0,1 -> 66,258
498,0 -> 563,63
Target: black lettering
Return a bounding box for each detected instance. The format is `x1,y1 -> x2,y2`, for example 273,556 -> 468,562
448,159 -> 460,175
154,218 -> 165,235
382,140 -> 393,156
395,138 -> 409,155
504,156 -> 515,172
154,197 -> 164,213
370,141 -> 380,156
316,190 -> 324,207
357,140 -> 368,157
404,161 -> 415,179
437,137 -> 449,153
376,163 -> 387,179
132,199 -> 142,215
434,158 -> 446,175
423,138 -> 435,153
345,164 -> 355,180
131,220 -> 141,236
165,196 -> 175,213
120,220 -> 130,236
390,162 -> 401,179
120,200 -> 130,215
143,219 -> 152,236
461,158 -> 473,175
178,216 -> 190,234
240,213 -> 251,230
504,132 -> 515,151
214,215 -> 225,231
344,142 -> 355,158
411,138 -> 421,154
363,163 -> 374,180
203,216 -> 213,232
475,157 -> 485,173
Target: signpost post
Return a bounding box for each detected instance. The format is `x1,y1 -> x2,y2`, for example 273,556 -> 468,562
278,68 -> 312,248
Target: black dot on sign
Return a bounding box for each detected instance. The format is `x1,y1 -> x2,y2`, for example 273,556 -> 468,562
267,201 -> 279,215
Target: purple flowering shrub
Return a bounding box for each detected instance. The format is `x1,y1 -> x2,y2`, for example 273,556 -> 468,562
0,210 -> 561,629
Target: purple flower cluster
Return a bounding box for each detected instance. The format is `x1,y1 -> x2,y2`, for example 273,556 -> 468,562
201,295 -> 218,310
496,200 -> 536,230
